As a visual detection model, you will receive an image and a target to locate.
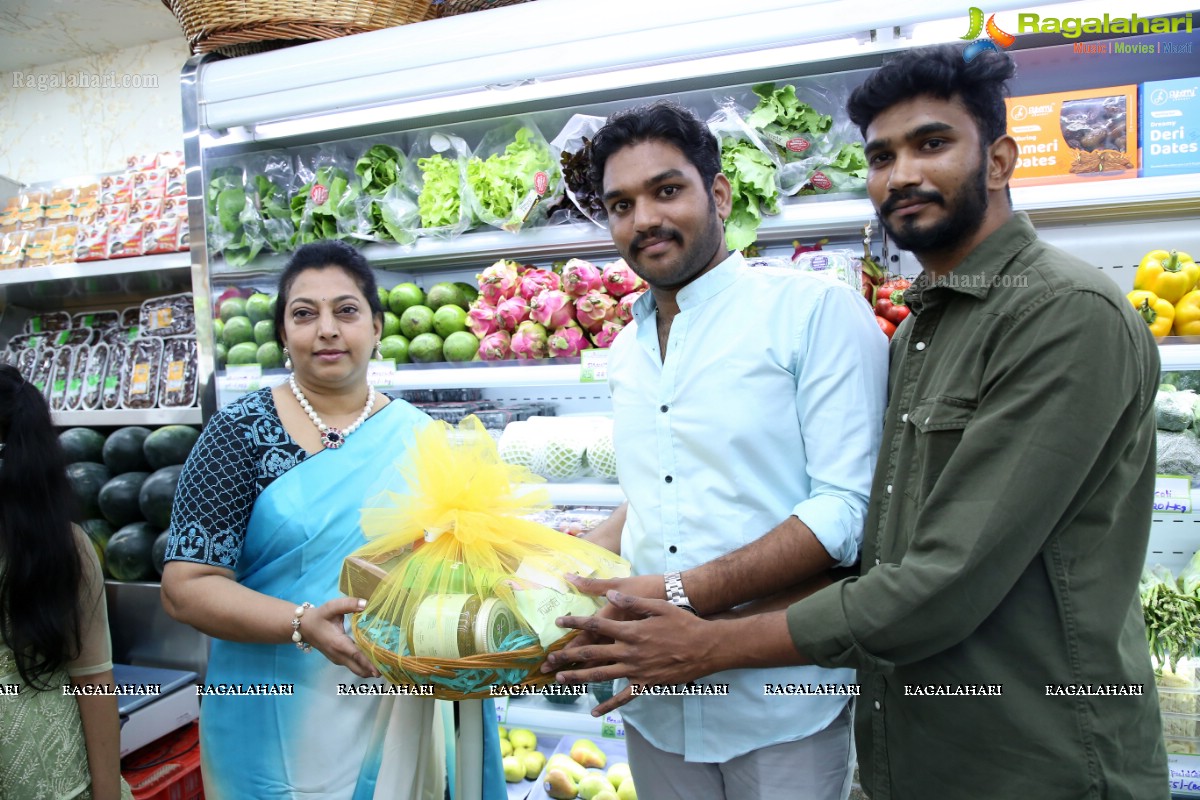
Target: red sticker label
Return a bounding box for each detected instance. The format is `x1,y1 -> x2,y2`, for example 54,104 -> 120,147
310,184 -> 329,205
534,171 -> 549,196
811,172 -> 833,190
786,137 -> 811,152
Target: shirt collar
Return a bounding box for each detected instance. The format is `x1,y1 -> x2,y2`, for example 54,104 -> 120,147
631,251 -> 743,324
905,211 -> 1038,313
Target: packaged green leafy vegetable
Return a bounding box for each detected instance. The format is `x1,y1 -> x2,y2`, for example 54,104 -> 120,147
545,113 -> 606,227
347,143 -> 418,246
465,119 -> 559,233
405,132 -> 472,239
245,152 -> 295,254
797,142 -> 869,197
291,148 -> 360,246
708,103 -> 781,252
747,82 -> 833,160
205,165 -> 266,268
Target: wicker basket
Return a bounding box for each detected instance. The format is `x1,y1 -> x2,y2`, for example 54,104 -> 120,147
430,0 -> 536,18
161,0 -> 436,57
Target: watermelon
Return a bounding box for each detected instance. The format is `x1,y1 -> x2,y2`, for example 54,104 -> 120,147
67,462 -> 112,519
152,530 -> 171,576
98,472 -> 149,527
139,465 -> 183,529
143,426 -> 200,470
106,522 -> 158,582
59,428 -> 106,464
102,427 -> 152,474
82,519 -> 115,578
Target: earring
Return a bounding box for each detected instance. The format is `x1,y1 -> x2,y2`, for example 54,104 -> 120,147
373,340 -> 382,360
283,347 -> 292,371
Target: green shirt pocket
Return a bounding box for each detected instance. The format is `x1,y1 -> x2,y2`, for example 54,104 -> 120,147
908,396 -> 977,501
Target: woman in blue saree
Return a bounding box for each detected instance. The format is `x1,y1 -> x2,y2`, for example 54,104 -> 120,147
162,241 -> 505,799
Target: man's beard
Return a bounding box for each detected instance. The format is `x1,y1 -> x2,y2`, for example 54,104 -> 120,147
879,158 -> 989,256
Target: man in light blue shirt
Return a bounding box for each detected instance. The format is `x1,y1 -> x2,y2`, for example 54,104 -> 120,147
552,101 -> 888,799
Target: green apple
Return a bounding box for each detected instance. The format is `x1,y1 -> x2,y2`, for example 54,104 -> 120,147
594,792 -> 619,800
500,738 -> 513,757
578,773 -> 612,800
617,778 -> 637,800
606,763 -> 632,790
543,768 -> 578,800
508,728 -> 537,751
522,750 -> 546,780
502,755 -> 525,783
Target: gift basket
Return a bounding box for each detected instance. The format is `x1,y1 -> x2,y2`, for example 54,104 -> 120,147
342,416 -> 630,700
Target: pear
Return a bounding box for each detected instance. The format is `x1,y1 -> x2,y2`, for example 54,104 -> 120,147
594,792 -> 619,800
500,738 -> 514,757
578,772 -> 613,800
508,728 -> 538,750
547,754 -> 587,782
617,777 -> 638,800
570,739 -> 607,769
502,755 -> 525,783
606,762 -> 632,790
544,767 -> 578,800
522,750 -> 546,780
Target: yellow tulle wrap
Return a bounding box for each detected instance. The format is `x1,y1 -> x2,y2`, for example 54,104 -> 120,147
342,415 -> 630,699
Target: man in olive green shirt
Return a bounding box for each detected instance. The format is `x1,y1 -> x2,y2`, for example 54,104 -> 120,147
548,45 -> 1169,798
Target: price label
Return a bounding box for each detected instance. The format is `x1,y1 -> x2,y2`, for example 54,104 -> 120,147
367,359 -> 396,388
494,696 -> 509,724
1155,475 -> 1192,514
224,364 -> 263,393
166,360 -> 186,393
154,307 -> 174,331
1169,753 -> 1200,795
600,710 -> 625,740
129,363 -> 151,396
579,349 -> 609,383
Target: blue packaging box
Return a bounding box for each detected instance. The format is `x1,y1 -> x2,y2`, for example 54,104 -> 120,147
1140,77 -> 1200,176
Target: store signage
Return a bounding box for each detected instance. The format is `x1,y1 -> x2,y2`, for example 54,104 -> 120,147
1154,474 -> 1192,514
1169,753 -> 1200,795
579,349 -> 609,383
600,711 -> 625,740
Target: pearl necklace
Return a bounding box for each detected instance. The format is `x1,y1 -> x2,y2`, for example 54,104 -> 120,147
288,375 -> 375,450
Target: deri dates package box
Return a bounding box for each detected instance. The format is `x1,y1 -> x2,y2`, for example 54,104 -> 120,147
1006,86 -> 1138,186
1141,77 -> 1200,177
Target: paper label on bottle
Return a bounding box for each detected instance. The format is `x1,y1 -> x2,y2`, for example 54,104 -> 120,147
410,594 -> 470,659
579,348 -> 608,383
130,363 -> 151,395
1155,475 -> 1192,514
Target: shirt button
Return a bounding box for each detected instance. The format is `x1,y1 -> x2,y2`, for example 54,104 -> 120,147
660,405 -> 669,413
886,484 -> 892,494
915,342 -> 926,351
665,475 -> 673,484
875,558 -> 881,566
901,413 -> 908,423
669,545 -> 678,554
874,700 -> 881,711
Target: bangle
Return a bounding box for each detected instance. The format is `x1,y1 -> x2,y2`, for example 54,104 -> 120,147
291,602 -> 314,653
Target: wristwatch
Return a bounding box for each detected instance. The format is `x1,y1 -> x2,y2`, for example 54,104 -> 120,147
664,570 -> 698,615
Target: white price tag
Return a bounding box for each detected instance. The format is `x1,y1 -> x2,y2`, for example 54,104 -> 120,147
493,696 -> 509,724
1169,753 -> 1200,795
580,349 -> 609,383
1155,474 -> 1192,514
367,359 -> 396,388
601,710 -> 625,740
223,364 -> 262,393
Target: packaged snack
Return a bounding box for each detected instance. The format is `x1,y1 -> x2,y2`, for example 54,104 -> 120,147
177,216 -> 190,251
792,249 -> 863,293
48,346 -> 81,411
96,203 -> 129,228
16,192 -> 45,230
72,310 -> 120,330
78,342 -> 110,410
16,347 -> 40,382
132,169 -> 167,201
74,226 -> 108,262
121,337 -> 163,409
107,222 -> 145,258
21,227 -> 56,269
1007,86 -> 1138,186
30,346 -> 57,398
164,165 -> 186,198
50,327 -> 97,348
0,231 -> 29,270
161,196 -> 187,220
63,345 -> 89,411
126,154 -> 156,171
24,311 -> 71,334
50,223 -> 78,265
140,293 -> 196,336
142,218 -> 180,255
1140,77 -> 1200,177
156,151 -> 185,170
43,187 -> 76,222
0,196 -> 19,229
129,198 -> 163,225
73,182 -> 101,222
101,341 -> 125,410
100,173 -> 133,206
159,336 -> 198,408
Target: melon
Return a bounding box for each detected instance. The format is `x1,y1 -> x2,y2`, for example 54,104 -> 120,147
59,428 -> 106,464
102,427 -> 152,474
585,425 -> 618,479
98,472 -> 150,527
67,462 -> 112,519
143,425 -> 200,470
106,522 -> 158,582
81,518 -> 115,578
139,465 -> 183,529
152,530 -> 171,576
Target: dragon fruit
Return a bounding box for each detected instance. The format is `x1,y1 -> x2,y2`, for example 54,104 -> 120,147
547,324 -> 590,358
511,320 -> 548,360
574,290 -> 618,333
601,259 -> 641,298
590,318 -> 626,349
518,268 -> 560,301
478,330 -> 512,361
560,258 -> 603,297
477,259 -> 520,305
466,299 -> 500,338
529,289 -> 576,329
495,296 -> 530,332
616,290 -> 644,324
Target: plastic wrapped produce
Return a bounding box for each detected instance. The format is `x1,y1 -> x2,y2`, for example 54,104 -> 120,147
158,336 -> 198,408
62,346 -> 89,411
24,311 -> 72,334
72,310 -> 120,330
140,292 -> 196,336
16,347 -> 39,382
30,347 -> 57,398
79,343 -> 111,411
48,346 -> 81,411
121,337 -> 163,409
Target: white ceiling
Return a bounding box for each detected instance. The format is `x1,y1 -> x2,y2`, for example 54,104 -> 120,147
0,0 -> 183,74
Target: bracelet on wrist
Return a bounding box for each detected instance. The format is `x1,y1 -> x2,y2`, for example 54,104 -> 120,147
291,602 -> 314,653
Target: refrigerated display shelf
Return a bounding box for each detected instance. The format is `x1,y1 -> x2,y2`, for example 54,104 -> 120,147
0,252 -> 191,287
498,694 -> 625,742
52,408 -> 203,426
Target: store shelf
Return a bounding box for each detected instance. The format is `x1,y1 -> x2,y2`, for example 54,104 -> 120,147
538,481 -> 623,507
1159,341 -> 1200,371
0,252 -> 195,312
0,252 -> 191,287
500,694 -> 624,741
52,408 -> 203,426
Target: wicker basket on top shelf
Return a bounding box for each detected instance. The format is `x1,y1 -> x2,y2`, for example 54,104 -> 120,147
161,0 -> 437,57
429,0 -> 537,17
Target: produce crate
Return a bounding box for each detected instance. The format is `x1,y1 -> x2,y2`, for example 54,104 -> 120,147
122,722 -> 203,800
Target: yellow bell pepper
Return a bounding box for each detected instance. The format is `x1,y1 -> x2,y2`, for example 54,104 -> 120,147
1127,290 -> 1174,337
1174,290 -> 1200,337
1134,249 -> 1199,304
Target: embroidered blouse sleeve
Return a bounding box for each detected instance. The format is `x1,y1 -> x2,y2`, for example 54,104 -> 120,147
164,405 -> 257,570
